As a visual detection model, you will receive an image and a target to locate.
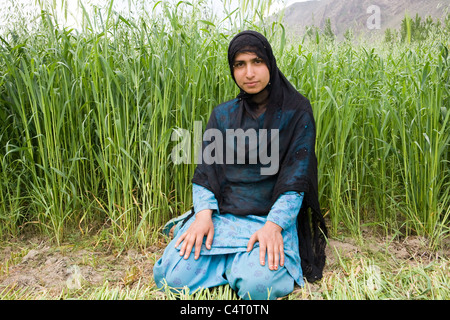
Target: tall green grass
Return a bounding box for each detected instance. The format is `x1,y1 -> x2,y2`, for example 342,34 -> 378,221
289,40 -> 450,247
0,0 -> 449,248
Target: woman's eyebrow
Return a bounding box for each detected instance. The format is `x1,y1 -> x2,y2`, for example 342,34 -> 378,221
234,57 -> 262,63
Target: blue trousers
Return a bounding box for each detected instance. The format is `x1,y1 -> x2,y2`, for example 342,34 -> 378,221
153,237 -> 295,300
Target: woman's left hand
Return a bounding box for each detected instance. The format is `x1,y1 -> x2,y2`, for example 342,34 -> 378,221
247,221 -> 284,271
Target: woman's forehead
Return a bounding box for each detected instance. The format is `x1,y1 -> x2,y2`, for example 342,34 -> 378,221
233,51 -> 260,61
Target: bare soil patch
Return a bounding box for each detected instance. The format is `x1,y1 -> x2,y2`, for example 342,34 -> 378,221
0,234 -> 165,297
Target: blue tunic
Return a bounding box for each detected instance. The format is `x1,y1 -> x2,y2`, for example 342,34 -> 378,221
184,183 -> 305,286
154,183 -> 306,299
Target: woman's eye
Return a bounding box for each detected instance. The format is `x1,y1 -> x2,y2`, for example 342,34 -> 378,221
234,62 -> 244,68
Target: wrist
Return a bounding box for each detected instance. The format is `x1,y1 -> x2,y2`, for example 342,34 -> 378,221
196,209 -> 213,220
265,220 -> 283,232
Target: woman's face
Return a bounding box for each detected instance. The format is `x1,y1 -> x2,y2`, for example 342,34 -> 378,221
232,52 -> 270,95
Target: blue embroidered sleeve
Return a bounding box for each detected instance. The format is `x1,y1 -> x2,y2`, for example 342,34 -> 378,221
193,183 -> 220,214
266,191 -> 304,230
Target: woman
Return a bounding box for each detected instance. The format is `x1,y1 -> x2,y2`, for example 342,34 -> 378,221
153,30 -> 327,300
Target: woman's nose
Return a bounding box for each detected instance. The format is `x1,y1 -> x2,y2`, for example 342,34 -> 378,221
245,65 -> 255,78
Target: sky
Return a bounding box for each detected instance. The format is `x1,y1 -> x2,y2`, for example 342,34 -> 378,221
0,0 -> 311,31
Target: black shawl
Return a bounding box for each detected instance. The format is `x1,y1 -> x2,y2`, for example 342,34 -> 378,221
190,30 -> 327,282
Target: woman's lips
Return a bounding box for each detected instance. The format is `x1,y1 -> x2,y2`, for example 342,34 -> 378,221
245,81 -> 259,87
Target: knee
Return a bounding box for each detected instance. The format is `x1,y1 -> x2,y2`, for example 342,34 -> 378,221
237,277 -> 272,300
153,258 -> 171,289
164,262 -> 191,289
234,268 -> 294,300
153,258 -> 188,289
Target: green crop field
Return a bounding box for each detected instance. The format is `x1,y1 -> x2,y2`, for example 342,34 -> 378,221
0,0 -> 448,300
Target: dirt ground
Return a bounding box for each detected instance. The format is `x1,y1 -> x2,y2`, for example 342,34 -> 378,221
0,231 -> 448,299
0,235 -> 162,297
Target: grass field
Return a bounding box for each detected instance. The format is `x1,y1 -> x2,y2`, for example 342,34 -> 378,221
0,0 -> 449,299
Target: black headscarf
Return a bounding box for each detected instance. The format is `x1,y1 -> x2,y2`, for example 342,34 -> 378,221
190,30 -> 327,282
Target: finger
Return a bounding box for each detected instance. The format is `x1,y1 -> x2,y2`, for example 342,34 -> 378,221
180,234 -> 190,256
267,244 -> 274,270
273,245 -> 279,271
178,233 -> 189,257
183,237 -> 194,260
175,232 -> 186,248
259,242 -> 266,266
247,233 -> 257,252
194,234 -> 203,260
205,227 -> 214,250
279,243 -> 285,267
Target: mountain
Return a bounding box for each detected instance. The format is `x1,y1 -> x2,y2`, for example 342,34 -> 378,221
278,0 -> 450,39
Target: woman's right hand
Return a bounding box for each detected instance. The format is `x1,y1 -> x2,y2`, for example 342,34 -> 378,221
175,209 -> 214,260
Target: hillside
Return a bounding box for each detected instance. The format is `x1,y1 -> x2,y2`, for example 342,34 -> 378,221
279,0 -> 450,39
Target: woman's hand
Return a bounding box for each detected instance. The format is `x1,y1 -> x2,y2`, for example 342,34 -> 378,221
247,221 -> 284,271
175,209 -> 214,260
